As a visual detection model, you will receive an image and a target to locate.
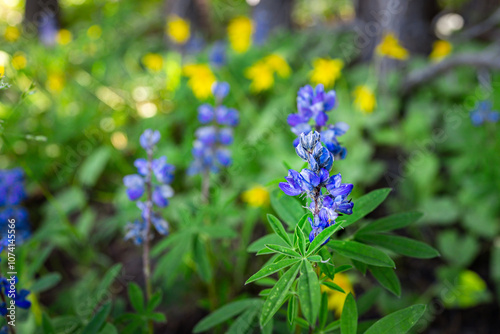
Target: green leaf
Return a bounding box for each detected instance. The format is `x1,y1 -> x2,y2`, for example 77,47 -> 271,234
148,313 -> 166,322
154,237 -> 190,284
98,323 -> 119,334
297,213 -> 311,231
248,233 -> 294,253
193,299 -> 261,333
307,224 -> 339,256
30,273 -> 62,293
194,237 -> 213,283
369,266 -> 401,297
322,281 -> 345,294
319,292 -> 329,329
351,259 -> 367,275
324,320 -> 340,332
260,262 -> 301,327
246,258 -> 300,284
335,265 -> 353,274
328,240 -> 395,268
42,313 -> 56,334
287,295 -> 298,325
340,293 -> 357,334
265,244 -> 301,258
296,225 -> 307,256
270,189 -> 305,228
128,283 -> 144,312
77,146 -> 111,186
297,261 -> 321,325
267,214 -> 292,247
82,302 -> 112,334
363,304 -> 426,334
147,291 -> 163,313
356,212 -> 423,235
341,188 -> 392,228
227,307 -> 259,334
356,234 -> 440,259
307,255 -> 322,262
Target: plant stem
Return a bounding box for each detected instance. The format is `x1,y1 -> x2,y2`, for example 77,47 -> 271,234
143,150 -> 154,334
202,169 -> 210,204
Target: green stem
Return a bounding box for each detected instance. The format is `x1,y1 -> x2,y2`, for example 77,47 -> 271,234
143,150 -> 154,334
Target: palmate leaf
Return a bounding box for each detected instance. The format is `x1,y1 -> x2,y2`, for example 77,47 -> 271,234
369,266 -> 401,297
363,304 -> 426,334
340,293 -> 357,334
267,214 -> 292,247
356,212 -> 423,235
341,188 -> 392,228
193,299 -> 261,333
356,234 -> 440,259
260,262 -> 301,327
328,240 -> 395,268
246,258 -> 301,284
297,261 -> 321,325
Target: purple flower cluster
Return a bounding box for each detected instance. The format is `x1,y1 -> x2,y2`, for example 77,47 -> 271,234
188,82 -> 239,175
0,168 -> 30,247
123,130 -> 174,245
470,101 -> 499,126
279,131 -> 353,242
288,84 -> 348,160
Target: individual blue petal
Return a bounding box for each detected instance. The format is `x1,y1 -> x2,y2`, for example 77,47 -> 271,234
279,169 -> 305,196
219,128 -> 233,145
134,158 -> 149,176
300,169 -> 320,191
212,82 -> 230,101
216,148 -> 232,167
124,219 -> 147,245
139,129 -> 160,151
216,106 -> 239,126
151,212 -> 169,235
152,185 -> 174,208
195,126 -> 217,145
14,289 -> 31,309
123,175 -> 145,201
287,114 -> 306,127
315,111 -> 328,127
323,90 -> 337,111
198,104 -> 214,124
152,156 -> 175,184
209,41 -> 226,68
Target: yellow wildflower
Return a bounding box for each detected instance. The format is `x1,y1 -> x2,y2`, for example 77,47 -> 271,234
352,85 -> 376,113
227,16 -> 253,54
57,29 -> 72,45
4,26 -> 20,42
87,25 -> 102,40
310,58 -> 344,88
0,66 -> 4,77
183,64 -> 216,100
47,73 -> 65,93
376,33 -> 409,60
12,52 -> 27,70
321,273 -> 355,317
245,54 -> 290,92
167,16 -> 190,45
242,185 -> 270,207
142,53 -> 163,72
429,40 -> 452,62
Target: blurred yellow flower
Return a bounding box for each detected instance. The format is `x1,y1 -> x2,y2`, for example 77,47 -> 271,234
4,26 -> 20,42
183,64 -> 216,100
376,33 -> 409,60
321,273 -> 355,317
310,58 -> 344,88
242,185 -> 270,207
0,66 -> 4,77
165,55 -> 182,92
87,25 -> 102,40
245,54 -> 290,92
47,73 -> 65,93
57,29 -> 72,45
227,16 -> 253,54
142,53 -> 163,72
12,52 -> 27,70
352,85 -> 376,113
429,40 -> 452,62
167,16 -> 190,45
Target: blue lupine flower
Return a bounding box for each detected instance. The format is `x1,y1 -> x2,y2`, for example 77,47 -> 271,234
209,41 -> 227,68
279,131 -> 353,242
470,101 -> 500,126
288,84 -> 348,159
0,169 -> 31,247
124,129 -> 174,245
189,82 -> 239,176
0,277 -> 31,315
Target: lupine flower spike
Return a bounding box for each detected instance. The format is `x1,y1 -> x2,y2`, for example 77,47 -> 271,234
189,82 -> 239,201
470,101 -> 499,126
279,131 -> 354,242
288,84 -> 349,160
123,129 -> 174,300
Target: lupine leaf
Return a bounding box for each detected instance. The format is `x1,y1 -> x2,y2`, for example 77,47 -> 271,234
227,307 -> 259,334
319,292 -> 329,329
340,293 -> 357,334
324,320 -> 340,332
322,281 -> 345,294
194,237 -> 213,283
335,265 -> 353,274
97,323 -> 118,334
193,299 -> 261,333
297,213 -> 311,231
265,244 -> 302,258
127,283 -> 144,312
246,258 -> 300,284
270,190 -> 305,228
307,255 -> 322,262
296,225 -> 307,256
287,295 -> 298,325
341,188 -> 392,228
81,302 -> 112,334
369,266 -> 401,297
356,234 -> 440,259
351,259 -> 368,275
30,273 -> 62,293
307,224 -> 339,256
146,291 -> 162,313
260,262 -> 301,327
363,304 -> 426,334
328,240 -> 395,268
268,214 -> 292,247
356,212 -> 423,235
42,313 -> 56,334
257,247 -> 275,255
248,233 -> 294,253
297,261 -> 321,325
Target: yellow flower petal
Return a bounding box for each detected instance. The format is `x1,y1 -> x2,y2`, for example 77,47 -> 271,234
352,85 -> 376,114
142,53 -> 163,72
167,16 -> 191,45
12,52 -> 27,70
57,29 -> 72,45
264,54 -> 291,78
242,185 -> 270,207
310,58 -> 344,88
4,26 -> 20,42
182,64 -> 216,100
375,33 -> 409,60
227,16 -> 253,54
47,73 -> 65,93
321,273 -> 355,317
429,40 -> 452,62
